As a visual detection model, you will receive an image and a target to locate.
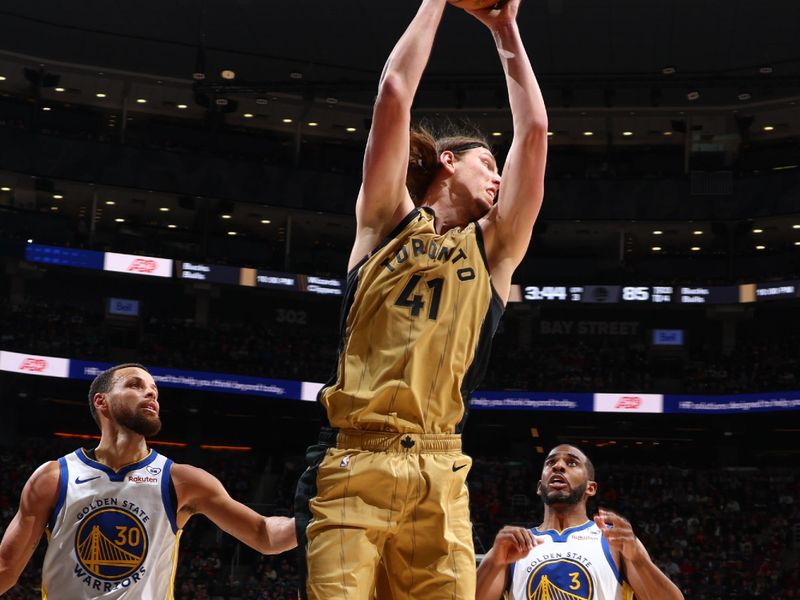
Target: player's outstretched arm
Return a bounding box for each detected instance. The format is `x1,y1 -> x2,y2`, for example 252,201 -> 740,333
350,0 -> 448,269
594,509 -> 684,600
171,463 -> 296,555
469,0 -> 548,302
0,461 -> 59,594
476,526 -> 541,600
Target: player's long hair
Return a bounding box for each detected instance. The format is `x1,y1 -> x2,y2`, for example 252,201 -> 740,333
407,122 -> 492,204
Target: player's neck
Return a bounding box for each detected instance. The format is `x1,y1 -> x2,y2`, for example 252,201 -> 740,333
94,428 -> 150,471
540,505 -> 590,533
421,185 -> 472,234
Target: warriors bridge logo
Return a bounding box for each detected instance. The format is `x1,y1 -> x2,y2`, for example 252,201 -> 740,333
74,507 -> 149,581
526,558 -> 593,600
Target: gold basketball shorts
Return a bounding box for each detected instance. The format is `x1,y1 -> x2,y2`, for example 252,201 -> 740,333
295,428 -> 475,600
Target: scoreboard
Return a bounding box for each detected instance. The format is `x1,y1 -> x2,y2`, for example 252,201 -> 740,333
521,282 -> 797,305
20,242 -> 800,307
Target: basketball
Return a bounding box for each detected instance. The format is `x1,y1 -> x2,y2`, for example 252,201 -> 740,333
447,0 -> 506,10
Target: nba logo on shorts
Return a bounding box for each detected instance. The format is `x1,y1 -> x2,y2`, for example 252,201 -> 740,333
526,558 -> 593,600
75,508 -> 149,581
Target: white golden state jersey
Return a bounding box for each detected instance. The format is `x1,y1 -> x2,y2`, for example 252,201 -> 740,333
42,449 -> 182,599
506,521 -> 633,600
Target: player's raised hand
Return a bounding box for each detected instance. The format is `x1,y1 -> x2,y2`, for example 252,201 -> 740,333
594,508 -> 646,561
490,526 -> 544,564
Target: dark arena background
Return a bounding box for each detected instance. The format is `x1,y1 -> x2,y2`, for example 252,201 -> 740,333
1,1 -> 799,598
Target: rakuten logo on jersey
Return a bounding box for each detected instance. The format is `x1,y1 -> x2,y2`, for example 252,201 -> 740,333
128,474 -> 159,485
0,351 -> 70,378
594,393 -> 664,413
104,252 -> 173,278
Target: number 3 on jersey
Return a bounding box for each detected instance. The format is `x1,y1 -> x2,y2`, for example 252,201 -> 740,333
395,275 -> 444,320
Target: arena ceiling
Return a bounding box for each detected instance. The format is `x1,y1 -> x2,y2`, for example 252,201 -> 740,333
2,0 -> 800,93
0,0 -> 799,143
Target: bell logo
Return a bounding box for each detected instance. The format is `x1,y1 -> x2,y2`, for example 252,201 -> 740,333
615,396 -> 642,409
128,258 -> 158,273
19,358 -> 47,372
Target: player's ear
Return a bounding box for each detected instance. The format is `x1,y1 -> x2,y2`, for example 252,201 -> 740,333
439,150 -> 456,174
93,393 -> 108,415
535,480 -> 543,497
585,480 -> 597,498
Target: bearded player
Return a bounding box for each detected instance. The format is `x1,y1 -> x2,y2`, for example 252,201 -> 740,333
0,363 -> 296,598
293,0 -> 548,598
476,445 -> 684,600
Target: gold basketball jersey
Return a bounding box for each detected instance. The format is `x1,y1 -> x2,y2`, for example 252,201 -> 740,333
320,207 -> 504,434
